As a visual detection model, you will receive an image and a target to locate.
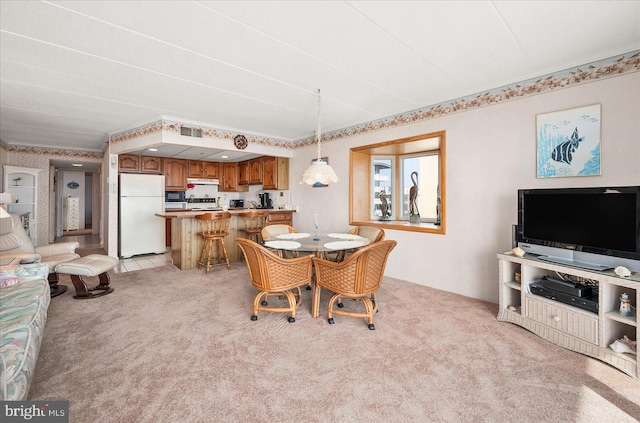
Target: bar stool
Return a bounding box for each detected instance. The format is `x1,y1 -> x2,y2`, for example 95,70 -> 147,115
238,210 -> 269,244
195,212 -> 231,274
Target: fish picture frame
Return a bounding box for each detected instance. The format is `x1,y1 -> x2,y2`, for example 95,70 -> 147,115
536,104 -> 601,178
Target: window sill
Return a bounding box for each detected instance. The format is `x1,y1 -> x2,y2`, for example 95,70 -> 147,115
350,220 -> 445,235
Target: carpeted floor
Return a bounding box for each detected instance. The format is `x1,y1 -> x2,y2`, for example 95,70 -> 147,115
30,264 -> 639,422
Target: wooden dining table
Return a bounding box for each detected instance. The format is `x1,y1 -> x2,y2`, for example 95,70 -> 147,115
263,232 -> 371,318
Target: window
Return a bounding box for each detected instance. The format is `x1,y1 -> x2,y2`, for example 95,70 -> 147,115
350,131 -> 446,234
371,157 -> 393,220
400,153 -> 440,223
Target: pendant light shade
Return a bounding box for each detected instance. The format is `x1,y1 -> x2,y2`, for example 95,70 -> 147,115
300,159 -> 339,185
300,89 -> 339,185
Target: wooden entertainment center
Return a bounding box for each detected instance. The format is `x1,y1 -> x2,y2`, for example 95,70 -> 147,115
497,253 -> 638,380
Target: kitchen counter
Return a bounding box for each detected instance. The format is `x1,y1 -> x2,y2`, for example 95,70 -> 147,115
157,209 -> 295,270
157,208 -> 288,218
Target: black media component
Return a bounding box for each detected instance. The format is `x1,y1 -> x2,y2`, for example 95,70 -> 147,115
530,281 -> 598,314
541,276 -> 591,297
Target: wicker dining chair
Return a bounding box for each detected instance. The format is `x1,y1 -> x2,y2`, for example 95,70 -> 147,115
333,225 -> 386,262
236,237 -> 313,323
261,224 -> 300,258
261,224 -> 298,241
312,240 -> 397,330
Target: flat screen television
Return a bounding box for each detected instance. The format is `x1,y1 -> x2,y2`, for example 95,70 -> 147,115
516,186 -> 640,271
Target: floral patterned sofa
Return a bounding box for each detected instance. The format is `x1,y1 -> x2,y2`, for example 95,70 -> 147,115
0,265 -> 50,400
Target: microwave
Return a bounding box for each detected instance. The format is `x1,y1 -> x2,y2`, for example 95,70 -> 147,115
165,191 -> 186,202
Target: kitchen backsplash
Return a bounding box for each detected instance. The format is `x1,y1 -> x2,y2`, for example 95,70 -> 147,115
185,184 -> 290,208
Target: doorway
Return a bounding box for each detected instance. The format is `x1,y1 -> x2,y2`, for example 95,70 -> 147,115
50,161 -> 101,241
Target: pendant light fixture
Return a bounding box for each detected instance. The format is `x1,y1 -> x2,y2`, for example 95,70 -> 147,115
299,89 -> 339,186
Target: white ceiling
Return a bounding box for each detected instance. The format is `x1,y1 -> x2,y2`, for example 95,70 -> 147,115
1,1 -> 639,154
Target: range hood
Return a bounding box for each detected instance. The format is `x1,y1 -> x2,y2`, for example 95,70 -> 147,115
187,178 -> 219,185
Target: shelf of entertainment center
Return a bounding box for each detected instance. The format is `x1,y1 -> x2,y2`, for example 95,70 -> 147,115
498,252 -> 638,380
604,311 -> 637,327
504,281 -> 521,291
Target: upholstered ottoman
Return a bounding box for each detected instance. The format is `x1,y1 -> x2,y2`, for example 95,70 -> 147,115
55,254 -> 117,299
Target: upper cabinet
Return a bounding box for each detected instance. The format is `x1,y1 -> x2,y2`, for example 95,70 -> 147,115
118,153 -> 289,191
164,158 -> 187,191
220,162 -> 248,192
118,154 -> 140,172
188,160 -> 220,179
140,156 -> 163,174
203,161 -> 220,179
248,158 -> 263,185
238,161 -> 249,185
262,157 -> 289,190
187,160 -> 203,178
220,162 -> 238,192
118,154 -> 162,174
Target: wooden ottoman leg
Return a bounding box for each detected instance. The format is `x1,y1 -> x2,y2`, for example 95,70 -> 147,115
70,272 -> 114,299
48,272 -> 68,297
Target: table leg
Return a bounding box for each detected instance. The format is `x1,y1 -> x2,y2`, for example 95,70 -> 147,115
311,281 -> 321,318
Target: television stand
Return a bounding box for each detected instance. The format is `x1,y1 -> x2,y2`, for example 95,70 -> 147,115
497,252 -> 638,380
537,255 -> 613,271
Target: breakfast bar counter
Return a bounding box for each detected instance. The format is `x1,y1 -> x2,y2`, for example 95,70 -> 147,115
157,209 -> 294,270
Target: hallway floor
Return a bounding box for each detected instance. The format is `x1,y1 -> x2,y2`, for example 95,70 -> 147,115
54,233 -> 173,273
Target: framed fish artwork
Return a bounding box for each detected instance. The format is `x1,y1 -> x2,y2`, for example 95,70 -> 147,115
536,104 -> 601,178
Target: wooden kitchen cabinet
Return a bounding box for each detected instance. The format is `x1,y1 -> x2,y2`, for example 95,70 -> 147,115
238,161 -> 249,185
187,160 -> 204,178
249,158 -> 263,185
118,154 -> 141,172
119,154 -> 162,174
203,161 -> 220,179
262,157 -> 289,190
220,162 -> 239,192
188,160 -> 220,179
164,158 -> 187,190
220,162 -> 248,192
268,210 -> 293,226
165,218 -> 172,247
140,156 -> 163,174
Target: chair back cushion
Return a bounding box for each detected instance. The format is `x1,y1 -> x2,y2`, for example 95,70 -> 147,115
355,226 -> 385,243
261,224 -> 297,241
0,214 -> 35,254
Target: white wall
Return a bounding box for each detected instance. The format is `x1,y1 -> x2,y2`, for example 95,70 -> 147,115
290,73 -> 640,304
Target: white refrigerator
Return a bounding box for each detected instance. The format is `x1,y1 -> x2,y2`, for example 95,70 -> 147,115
119,173 -> 166,258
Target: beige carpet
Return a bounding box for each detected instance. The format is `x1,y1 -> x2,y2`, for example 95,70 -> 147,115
30,264 -> 639,422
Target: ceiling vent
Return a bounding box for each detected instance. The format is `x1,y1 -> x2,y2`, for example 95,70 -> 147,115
180,126 -> 203,138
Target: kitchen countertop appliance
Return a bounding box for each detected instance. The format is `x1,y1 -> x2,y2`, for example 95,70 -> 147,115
257,192 -> 272,209
188,198 -> 222,211
164,202 -> 188,210
119,173 -> 166,258
229,199 -> 244,209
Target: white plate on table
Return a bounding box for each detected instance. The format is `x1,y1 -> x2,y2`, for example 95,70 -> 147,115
264,240 -> 301,250
323,241 -> 365,250
276,233 -> 310,240
327,233 -> 362,240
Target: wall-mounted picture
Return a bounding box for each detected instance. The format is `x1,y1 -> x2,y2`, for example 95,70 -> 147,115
536,104 -> 601,178
312,157 -> 329,187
